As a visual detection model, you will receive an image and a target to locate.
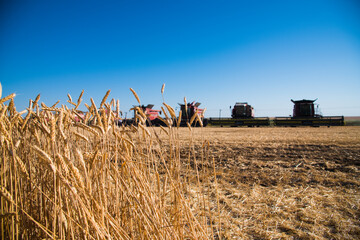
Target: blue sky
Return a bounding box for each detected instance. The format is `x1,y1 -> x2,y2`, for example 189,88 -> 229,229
1,0 -> 360,117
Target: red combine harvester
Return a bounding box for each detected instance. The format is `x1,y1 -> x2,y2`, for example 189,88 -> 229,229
123,104 -> 164,126
178,101 -> 208,127
274,99 -> 344,126
208,102 -> 270,127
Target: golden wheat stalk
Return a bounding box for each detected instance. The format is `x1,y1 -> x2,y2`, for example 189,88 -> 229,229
0,105 -> 8,119
67,94 -> 77,107
0,185 -> 14,204
177,110 -> 182,128
161,83 -> 165,94
67,93 -> 73,103
130,88 -> 140,104
138,123 -> 151,137
83,112 -> 91,125
90,97 -> 104,129
159,125 -> 169,135
91,124 -> 105,135
136,107 -> 147,119
184,97 -> 187,113
116,100 -> 120,118
62,155 -> 85,190
110,98 -> 115,108
189,109 -> 198,126
76,149 -> 89,182
195,113 -> 203,127
161,83 -> 165,103
56,153 -> 70,176
157,116 -> 170,127
15,156 -> 29,177
163,103 -> 176,119
72,130 -> 89,142
50,114 -> 56,142
51,100 -> 60,108
58,110 -> 68,141
84,103 -> 92,112
161,106 -> 170,120
21,109 -> 32,131
0,93 -> 16,104
8,98 -> 15,115
100,90 -> 111,108
32,145 -> 54,165
77,89 -> 85,107
186,122 -> 192,131
32,94 -> 41,109
75,122 -> 100,137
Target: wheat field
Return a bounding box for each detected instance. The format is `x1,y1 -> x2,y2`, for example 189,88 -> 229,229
0,90 -> 359,239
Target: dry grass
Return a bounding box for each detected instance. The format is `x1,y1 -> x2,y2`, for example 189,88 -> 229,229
1,89 -> 359,239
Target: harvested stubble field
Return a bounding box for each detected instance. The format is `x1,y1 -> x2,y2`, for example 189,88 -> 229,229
1,90 -> 360,239
170,127 -> 360,239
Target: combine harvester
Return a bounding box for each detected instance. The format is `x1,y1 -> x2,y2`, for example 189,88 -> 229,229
208,102 -> 270,127
178,101 -> 208,127
274,99 -> 344,127
123,104 -> 164,126
122,101 -> 208,127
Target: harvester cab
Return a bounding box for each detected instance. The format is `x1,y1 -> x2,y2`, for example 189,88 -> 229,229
291,99 -> 317,118
231,102 -> 254,119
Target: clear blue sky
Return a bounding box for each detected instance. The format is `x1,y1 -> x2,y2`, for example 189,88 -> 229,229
1,0 -> 359,117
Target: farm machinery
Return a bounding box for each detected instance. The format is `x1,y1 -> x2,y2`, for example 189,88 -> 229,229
178,101 -> 208,127
119,98 -> 344,128
208,102 -> 270,127
274,99 -> 344,127
122,101 -> 208,127
123,104 -> 164,126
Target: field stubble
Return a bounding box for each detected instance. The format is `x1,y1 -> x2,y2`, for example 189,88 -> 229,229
171,127 -> 360,239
